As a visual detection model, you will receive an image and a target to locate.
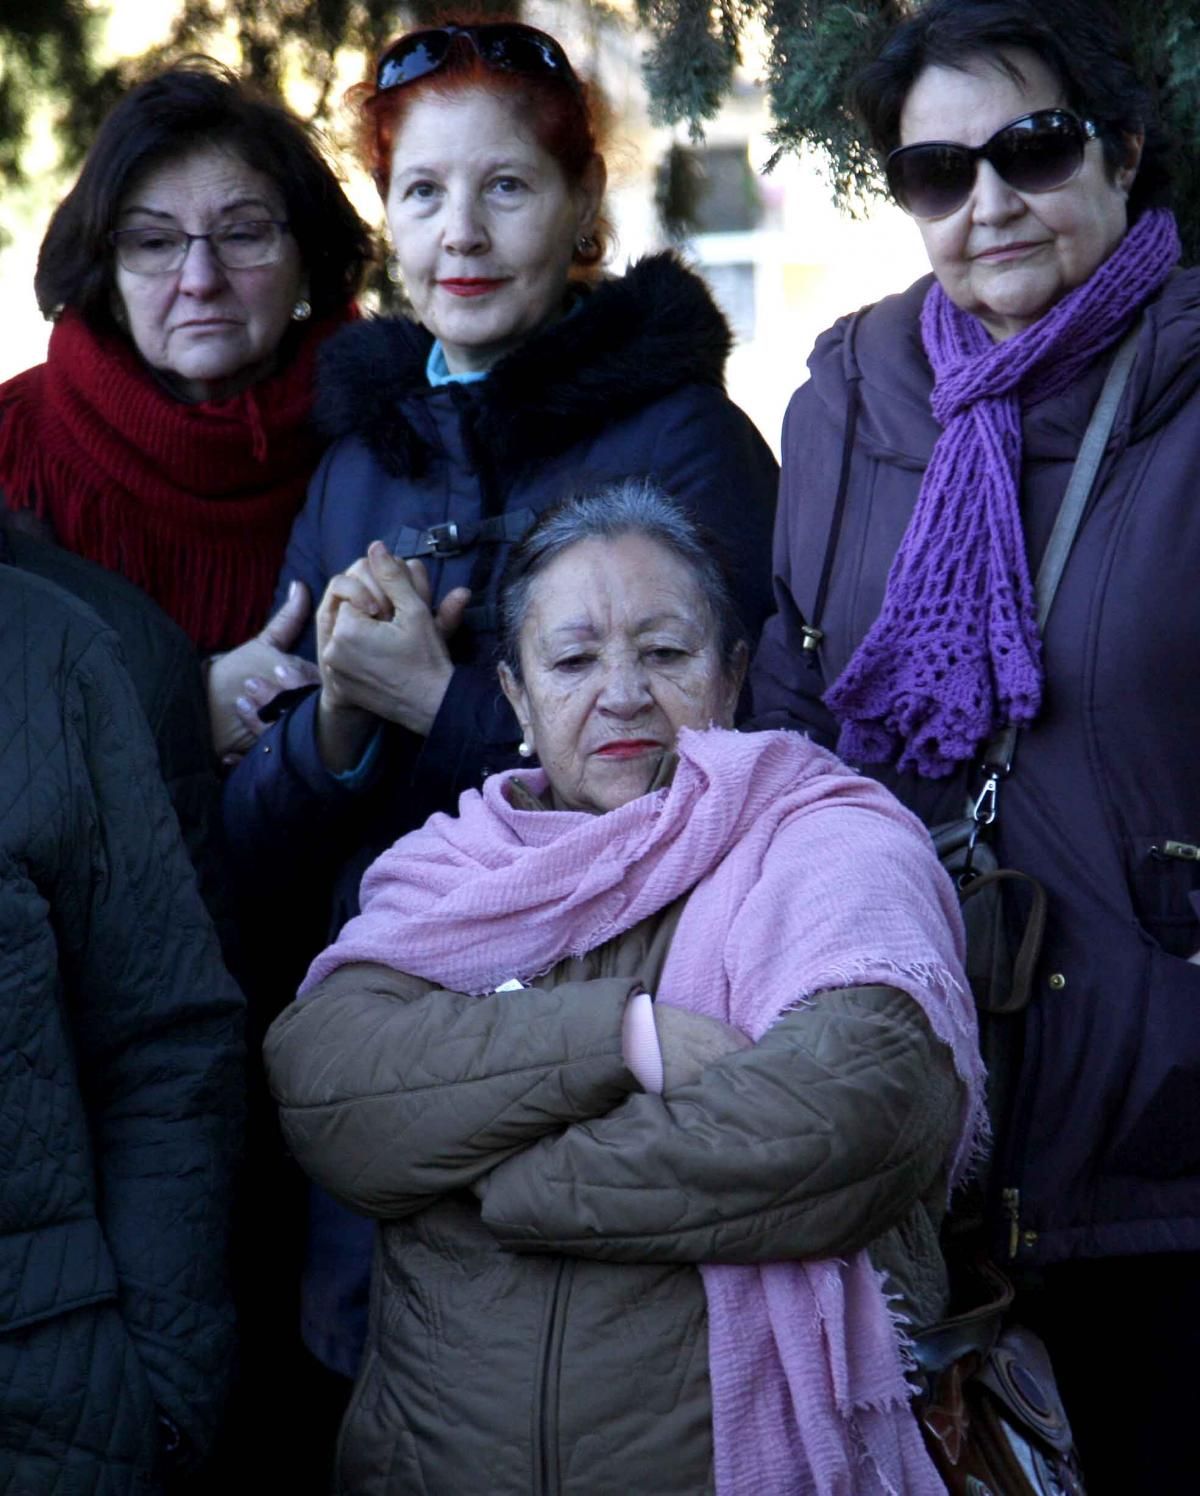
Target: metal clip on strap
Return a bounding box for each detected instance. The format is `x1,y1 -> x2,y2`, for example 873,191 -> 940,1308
968,319 -> 1140,813
394,507 -> 538,563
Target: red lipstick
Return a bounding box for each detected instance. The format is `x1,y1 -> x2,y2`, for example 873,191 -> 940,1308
438,278 -> 506,297
593,739 -> 662,759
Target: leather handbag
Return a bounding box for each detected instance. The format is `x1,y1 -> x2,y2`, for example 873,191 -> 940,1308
914,1258 -> 1086,1496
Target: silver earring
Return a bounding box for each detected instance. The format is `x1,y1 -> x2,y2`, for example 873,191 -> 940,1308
518,740 -> 534,759
576,234 -> 596,254
291,298 -> 312,322
385,254 -> 405,285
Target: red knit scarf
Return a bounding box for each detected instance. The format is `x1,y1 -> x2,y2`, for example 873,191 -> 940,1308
0,307 -> 352,652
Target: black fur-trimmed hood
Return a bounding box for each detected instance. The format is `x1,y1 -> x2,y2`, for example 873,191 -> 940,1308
315,252 -> 733,477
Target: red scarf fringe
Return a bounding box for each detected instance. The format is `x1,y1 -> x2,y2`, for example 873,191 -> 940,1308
0,307 -> 354,652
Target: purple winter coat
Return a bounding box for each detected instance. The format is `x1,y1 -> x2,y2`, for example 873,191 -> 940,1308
750,268 -> 1200,1266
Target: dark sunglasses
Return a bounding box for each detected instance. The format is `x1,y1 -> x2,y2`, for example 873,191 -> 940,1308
375,23 -> 579,94
886,108 -> 1099,220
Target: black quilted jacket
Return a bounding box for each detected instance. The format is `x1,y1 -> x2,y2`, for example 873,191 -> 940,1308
0,566 -> 244,1492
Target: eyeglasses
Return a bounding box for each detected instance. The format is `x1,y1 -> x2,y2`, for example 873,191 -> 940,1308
108,219 -> 290,275
375,23 -> 580,94
886,109 -> 1099,220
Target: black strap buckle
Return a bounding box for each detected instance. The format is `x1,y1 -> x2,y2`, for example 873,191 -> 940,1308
421,521 -> 462,556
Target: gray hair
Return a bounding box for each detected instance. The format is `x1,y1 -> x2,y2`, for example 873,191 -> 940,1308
498,478 -> 746,680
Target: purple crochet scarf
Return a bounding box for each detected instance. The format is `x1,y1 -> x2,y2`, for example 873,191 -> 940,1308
825,208 -> 1180,777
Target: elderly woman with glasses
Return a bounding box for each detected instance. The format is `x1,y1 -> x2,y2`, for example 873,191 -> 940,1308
266,482 -> 981,1496
750,0 -> 1200,1487
0,60 -> 370,662
221,13 -> 777,1406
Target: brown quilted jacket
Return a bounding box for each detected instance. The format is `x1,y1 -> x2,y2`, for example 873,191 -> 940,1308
267,868 -> 962,1496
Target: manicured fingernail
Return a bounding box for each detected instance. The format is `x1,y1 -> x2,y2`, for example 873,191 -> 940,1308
274,665 -> 296,684
236,696 -> 253,715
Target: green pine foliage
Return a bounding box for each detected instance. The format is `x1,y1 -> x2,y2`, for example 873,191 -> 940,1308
1121,0 -> 1200,266
759,2 -> 901,202
636,2 -> 749,139
0,0 -> 99,247
4,1 -> 1200,259
0,2 -> 527,184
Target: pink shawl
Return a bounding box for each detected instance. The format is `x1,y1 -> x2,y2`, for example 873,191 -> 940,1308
302,727 -> 985,1494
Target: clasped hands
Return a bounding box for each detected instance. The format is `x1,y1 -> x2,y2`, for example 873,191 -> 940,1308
314,541 -> 471,773
206,542 -> 469,770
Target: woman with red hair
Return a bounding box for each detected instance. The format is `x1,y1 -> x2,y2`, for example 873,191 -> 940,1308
227,10 -> 778,1443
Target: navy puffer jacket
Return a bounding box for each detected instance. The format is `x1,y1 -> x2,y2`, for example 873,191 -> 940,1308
223,252 -> 778,940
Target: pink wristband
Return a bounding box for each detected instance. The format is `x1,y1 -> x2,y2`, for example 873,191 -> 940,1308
622,990 -> 664,1093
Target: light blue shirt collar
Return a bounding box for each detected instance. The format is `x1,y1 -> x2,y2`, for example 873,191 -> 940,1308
424,289 -> 591,387
425,341 -> 490,387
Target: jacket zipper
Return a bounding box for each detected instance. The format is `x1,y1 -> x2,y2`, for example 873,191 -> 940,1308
534,1259 -> 573,1496
995,956 -> 1044,1263
1001,1187 -> 1022,1261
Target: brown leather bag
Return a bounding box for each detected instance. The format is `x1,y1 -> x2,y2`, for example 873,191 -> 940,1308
914,1258 -> 1087,1495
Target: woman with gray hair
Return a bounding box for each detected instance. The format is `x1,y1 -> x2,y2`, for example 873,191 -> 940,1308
266,483 -> 983,1495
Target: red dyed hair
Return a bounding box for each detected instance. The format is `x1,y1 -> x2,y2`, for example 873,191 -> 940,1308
349,11 -> 612,273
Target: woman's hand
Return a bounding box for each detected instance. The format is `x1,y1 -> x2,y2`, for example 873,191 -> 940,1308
652,1002 -> 751,1094
315,541 -> 471,771
207,581 -> 320,762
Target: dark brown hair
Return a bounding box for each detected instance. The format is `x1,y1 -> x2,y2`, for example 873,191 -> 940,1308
855,0 -> 1170,218
36,57 -> 373,334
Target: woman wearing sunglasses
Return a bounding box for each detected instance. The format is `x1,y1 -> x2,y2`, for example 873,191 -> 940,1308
225,10 -> 777,1452
752,0 -> 1196,1488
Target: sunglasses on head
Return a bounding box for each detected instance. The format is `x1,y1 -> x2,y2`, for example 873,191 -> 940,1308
375,23 -> 580,94
886,108 -> 1099,220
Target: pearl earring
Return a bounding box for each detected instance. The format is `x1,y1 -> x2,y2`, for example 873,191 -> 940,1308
518,740 -> 534,759
291,298 -> 312,322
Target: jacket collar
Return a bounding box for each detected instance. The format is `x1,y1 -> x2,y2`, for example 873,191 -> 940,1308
812,266 -> 1200,467
315,252 -> 732,477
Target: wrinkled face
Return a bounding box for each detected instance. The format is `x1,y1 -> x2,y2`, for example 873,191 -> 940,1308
386,88 -> 602,374
112,144 -> 306,402
499,534 -> 745,816
899,49 -> 1141,341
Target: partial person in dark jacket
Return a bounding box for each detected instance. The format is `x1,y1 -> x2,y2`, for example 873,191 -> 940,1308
750,2 -> 1199,1487
266,485 -> 982,1496
0,517 -> 229,940
221,16 -> 776,1397
0,566 -> 244,1491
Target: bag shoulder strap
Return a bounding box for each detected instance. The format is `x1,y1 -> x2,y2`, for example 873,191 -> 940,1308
979,318 -> 1142,777
799,308 -> 865,664
1034,322 -> 1141,629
